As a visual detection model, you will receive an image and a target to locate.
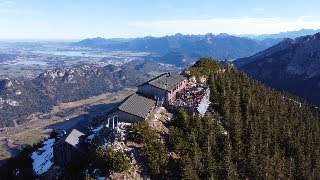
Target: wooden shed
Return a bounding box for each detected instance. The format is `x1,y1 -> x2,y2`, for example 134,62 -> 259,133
53,125 -> 90,166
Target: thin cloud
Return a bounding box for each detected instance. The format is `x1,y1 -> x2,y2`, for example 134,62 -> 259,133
207,3 -> 216,9
0,0 -> 39,16
252,8 -> 265,13
128,17 -> 320,36
0,19 -> 19,25
160,4 -> 193,14
0,9 -> 38,15
0,0 -> 16,8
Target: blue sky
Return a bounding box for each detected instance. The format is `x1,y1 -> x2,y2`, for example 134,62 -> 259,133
1,0 -> 320,39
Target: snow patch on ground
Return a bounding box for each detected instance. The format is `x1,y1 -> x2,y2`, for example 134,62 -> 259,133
92,124 -> 104,133
197,89 -> 211,116
86,134 -> 95,142
87,124 -> 104,143
31,138 -> 55,176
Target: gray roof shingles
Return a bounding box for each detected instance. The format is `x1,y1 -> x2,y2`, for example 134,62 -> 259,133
139,72 -> 187,91
114,93 -> 155,119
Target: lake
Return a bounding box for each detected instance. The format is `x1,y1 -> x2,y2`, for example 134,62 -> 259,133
14,61 -> 47,66
32,51 -> 106,58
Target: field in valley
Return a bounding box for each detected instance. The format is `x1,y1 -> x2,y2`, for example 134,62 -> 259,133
0,88 -> 136,164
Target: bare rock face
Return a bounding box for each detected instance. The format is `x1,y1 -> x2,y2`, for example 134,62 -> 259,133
285,33 -> 320,78
5,99 -> 19,107
189,76 -> 197,83
0,97 -> 3,109
199,76 -> 207,83
15,91 -> 22,95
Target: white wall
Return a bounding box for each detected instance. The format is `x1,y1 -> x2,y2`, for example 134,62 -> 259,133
138,85 -> 169,104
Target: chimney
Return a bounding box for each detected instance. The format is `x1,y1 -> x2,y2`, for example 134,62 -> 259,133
165,79 -> 168,89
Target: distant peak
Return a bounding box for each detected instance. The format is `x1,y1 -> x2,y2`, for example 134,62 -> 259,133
174,33 -> 184,37
217,33 -> 230,36
313,32 -> 320,38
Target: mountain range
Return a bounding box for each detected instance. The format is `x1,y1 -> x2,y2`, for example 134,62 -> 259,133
235,32 -> 320,106
244,29 -> 320,40
74,29 -> 320,67
74,33 -> 283,66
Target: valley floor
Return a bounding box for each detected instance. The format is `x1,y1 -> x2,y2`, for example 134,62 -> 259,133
0,88 -> 136,165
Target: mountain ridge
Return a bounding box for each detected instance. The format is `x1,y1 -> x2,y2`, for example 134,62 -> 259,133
244,28 -> 320,40
74,33 -> 283,64
0,60 -> 173,127
235,32 -> 320,105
